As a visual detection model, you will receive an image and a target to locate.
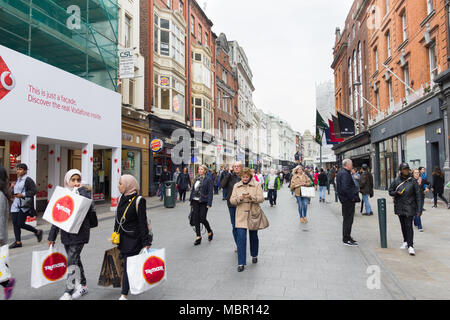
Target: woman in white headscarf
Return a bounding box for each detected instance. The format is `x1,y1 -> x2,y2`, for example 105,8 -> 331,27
48,169 -> 97,300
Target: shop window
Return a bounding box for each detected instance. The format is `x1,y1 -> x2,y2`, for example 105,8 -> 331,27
161,88 -> 170,110
195,107 -> 202,128
122,149 -> 141,186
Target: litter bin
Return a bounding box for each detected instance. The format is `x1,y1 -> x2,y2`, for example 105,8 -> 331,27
164,181 -> 176,208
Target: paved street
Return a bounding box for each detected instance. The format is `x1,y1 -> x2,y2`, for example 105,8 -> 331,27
3,185 -> 421,300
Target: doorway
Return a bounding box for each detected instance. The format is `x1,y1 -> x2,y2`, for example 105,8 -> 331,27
431,142 -> 440,170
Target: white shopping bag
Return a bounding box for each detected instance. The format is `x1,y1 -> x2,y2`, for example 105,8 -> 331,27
127,248 -> 167,295
31,245 -> 68,288
43,186 -> 92,233
25,216 -> 37,228
0,245 -> 11,283
300,186 -> 316,198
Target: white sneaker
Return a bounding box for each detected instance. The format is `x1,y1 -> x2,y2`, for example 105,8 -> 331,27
71,285 -> 88,299
59,293 -> 72,300
400,242 -> 408,249
119,295 -> 128,300
408,247 -> 415,256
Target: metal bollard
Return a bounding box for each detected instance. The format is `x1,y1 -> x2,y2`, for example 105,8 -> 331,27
377,198 -> 387,248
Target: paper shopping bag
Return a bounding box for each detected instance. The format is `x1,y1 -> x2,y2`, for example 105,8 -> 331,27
0,245 -> 11,283
300,186 -> 316,198
25,216 -> 37,228
43,186 -> 92,234
97,247 -> 123,288
31,246 -> 68,288
127,248 -> 166,295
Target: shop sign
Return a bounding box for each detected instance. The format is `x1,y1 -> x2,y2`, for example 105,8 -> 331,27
118,48 -> 134,79
160,77 -> 170,87
151,139 -> 164,153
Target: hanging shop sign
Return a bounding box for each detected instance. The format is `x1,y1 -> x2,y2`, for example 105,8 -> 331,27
118,48 -> 135,79
151,139 -> 164,153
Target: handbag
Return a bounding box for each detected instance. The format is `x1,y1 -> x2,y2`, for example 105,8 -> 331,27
248,204 -> 269,231
300,186 -> 316,198
110,196 -> 136,245
98,247 -> 123,288
19,179 -> 34,210
188,207 -> 194,227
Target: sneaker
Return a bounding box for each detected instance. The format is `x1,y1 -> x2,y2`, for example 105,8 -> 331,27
237,265 -> 245,272
400,242 -> 408,249
252,257 -> 258,264
343,240 -> 358,247
36,229 -> 43,242
3,278 -> 15,300
9,242 -> 22,249
71,285 -> 88,299
408,247 -> 415,256
119,295 -> 128,300
59,293 -> 72,300
419,229 -> 424,232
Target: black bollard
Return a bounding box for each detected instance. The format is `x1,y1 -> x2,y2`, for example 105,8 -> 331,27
377,198 -> 387,248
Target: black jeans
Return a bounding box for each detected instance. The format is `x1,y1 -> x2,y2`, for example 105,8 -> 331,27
268,189 -> 277,205
399,215 -> 414,248
179,189 -> 187,202
64,244 -> 86,294
433,192 -> 448,206
11,211 -> 38,242
342,201 -> 355,242
122,250 -> 140,296
191,200 -> 212,237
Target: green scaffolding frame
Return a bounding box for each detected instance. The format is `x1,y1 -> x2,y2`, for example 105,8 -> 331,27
0,0 -> 118,91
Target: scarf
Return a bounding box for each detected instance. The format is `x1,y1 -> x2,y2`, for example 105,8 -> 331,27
64,169 -> 82,192
121,174 -> 140,196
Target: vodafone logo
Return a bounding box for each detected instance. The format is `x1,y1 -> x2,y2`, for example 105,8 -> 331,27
0,56 -> 15,101
42,253 -> 67,281
52,195 -> 75,223
142,256 -> 165,285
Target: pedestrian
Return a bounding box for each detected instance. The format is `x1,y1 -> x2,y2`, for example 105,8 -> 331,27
256,170 -> 264,190
318,168 -> 328,202
388,163 -> 421,256
0,165 -> 15,299
189,165 -> 214,245
114,174 -> 152,300
431,166 -> 450,209
336,159 -> 360,246
48,169 -> 97,300
176,167 -> 191,202
221,162 -> 242,251
9,163 -> 43,249
264,168 -> 281,207
173,167 -> 181,200
220,166 -> 229,201
359,164 -> 374,216
419,167 -> 428,212
412,168 -> 429,232
229,167 -> 264,272
159,166 -> 171,201
313,169 -> 319,191
329,166 -> 337,193
351,168 -> 361,191
290,165 -> 313,223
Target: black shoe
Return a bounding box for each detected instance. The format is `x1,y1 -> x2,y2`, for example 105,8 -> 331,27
252,257 -> 258,264
343,240 -> 358,247
194,237 -> 201,246
369,212 -> 374,216
270,204 -> 273,207
9,242 -> 22,249
36,229 -> 43,242
208,231 -> 214,241
422,208 -> 426,212
237,265 -> 245,272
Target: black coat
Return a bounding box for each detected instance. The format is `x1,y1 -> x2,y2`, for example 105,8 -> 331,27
431,174 -> 445,194
189,175 -> 214,207
388,174 -> 421,217
220,172 -> 240,208
416,177 -> 430,201
114,193 -> 152,254
48,187 -> 96,245
176,173 -> 191,191
318,173 -> 328,186
159,171 -> 171,184
336,168 -> 360,203
359,171 -> 374,196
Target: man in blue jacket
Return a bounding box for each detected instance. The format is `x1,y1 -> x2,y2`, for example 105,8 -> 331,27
336,159 -> 360,246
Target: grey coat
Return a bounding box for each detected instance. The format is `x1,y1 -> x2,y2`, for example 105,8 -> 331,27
0,192 -> 9,245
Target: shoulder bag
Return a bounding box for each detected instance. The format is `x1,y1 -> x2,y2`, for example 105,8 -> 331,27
110,196 -> 136,245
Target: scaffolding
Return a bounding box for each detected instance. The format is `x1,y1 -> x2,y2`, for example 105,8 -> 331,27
0,0 -> 118,91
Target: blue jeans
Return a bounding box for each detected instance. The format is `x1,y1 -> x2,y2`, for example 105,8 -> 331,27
222,188 -> 228,200
414,199 -> 424,230
296,196 -> 308,218
362,194 -> 372,214
236,228 -> 259,266
228,207 -> 238,246
319,186 -> 327,200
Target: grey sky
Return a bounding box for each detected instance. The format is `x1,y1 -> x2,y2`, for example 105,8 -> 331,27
200,0 -> 354,134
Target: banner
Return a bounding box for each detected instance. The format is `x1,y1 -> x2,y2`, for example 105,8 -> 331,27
337,112 -> 355,137
325,126 -> 338,145
328,119 -> 344,143
332,115 -> 341,139
119,48 -> 135,79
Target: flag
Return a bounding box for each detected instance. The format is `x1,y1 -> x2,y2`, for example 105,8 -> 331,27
316,110 -> 328,130
315,126 -> 323,145
332,115 -> 341,139
337,111 -> 355,137
325,126 -> 338,145
328,119 -> 345,143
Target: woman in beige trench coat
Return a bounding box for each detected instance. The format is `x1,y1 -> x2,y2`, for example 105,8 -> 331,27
230,168 -> 265,272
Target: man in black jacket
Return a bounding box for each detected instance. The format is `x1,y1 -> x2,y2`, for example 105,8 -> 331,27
336,159 -> 360,246
220,161 -> 242,248
159,166 -> 171,201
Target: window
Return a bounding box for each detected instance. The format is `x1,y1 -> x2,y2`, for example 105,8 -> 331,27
388,79 -> 393,107
171,22 -> 185,67
222,69 -> 227,84
154,16 -> 185,65
124,15 -> 132,47
348,58 -> 353,115
374,47 -> 379,71
403,64 -> 410,96
429,42 -> 438,80
205,32 -> 209,47
427,0 -> 434,15
375,89 -> 380,112
179,0 -> 183,14
153,75 -> 185,115
385,0 -> 389,15
198,24 -> 202,44
193,52 -> 211,88
401,13 -> 407,42
190,15 -> 194,35
386,31 -> 391,58
154,15 -> 159,52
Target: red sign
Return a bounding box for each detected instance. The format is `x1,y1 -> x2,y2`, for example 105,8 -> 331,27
52,195 -> 75,223
151,139 -> 163,153
0,55 -> 15,101
42,253 -> 67,281
160,77 -> 169,87
142,256 -> 165,285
